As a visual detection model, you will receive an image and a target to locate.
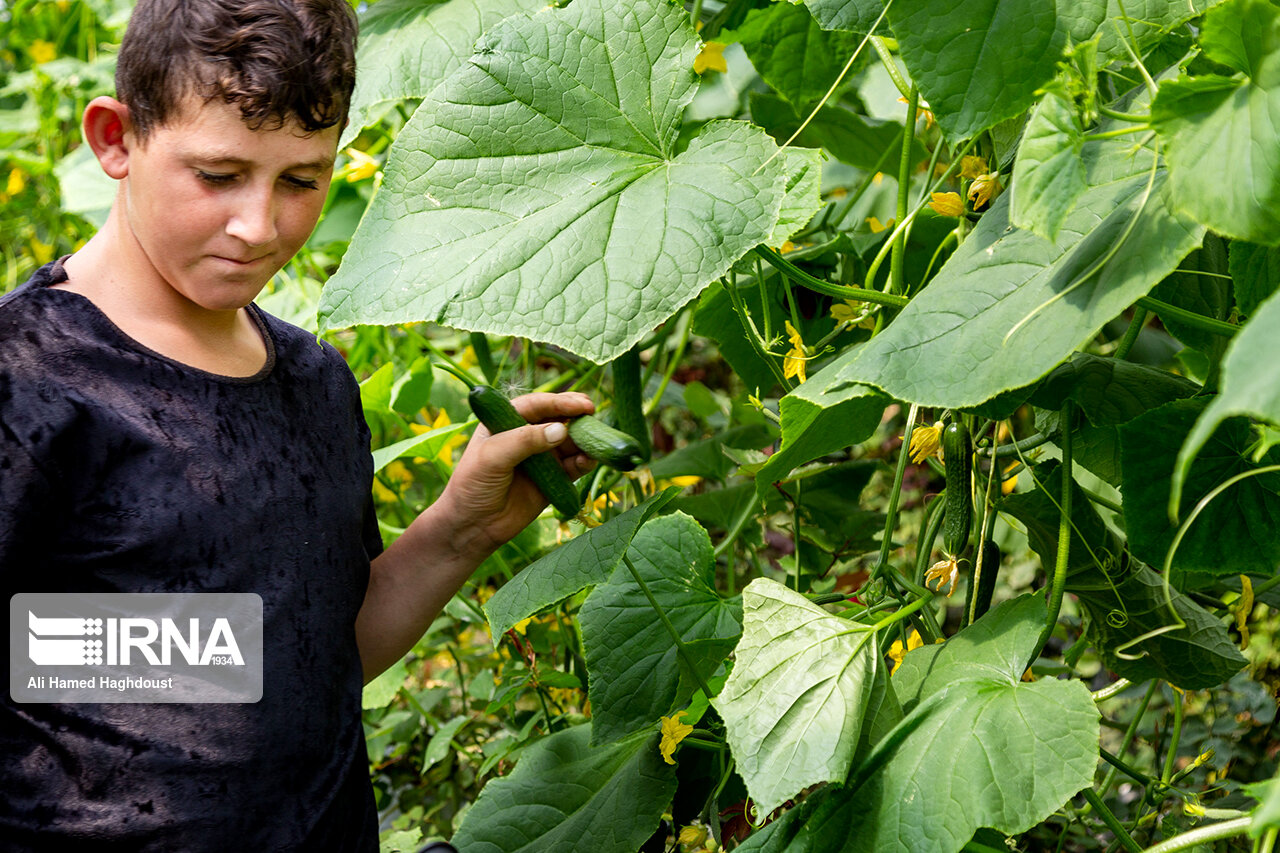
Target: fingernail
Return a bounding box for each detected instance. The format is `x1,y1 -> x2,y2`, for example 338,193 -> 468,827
544,422 -> 567,444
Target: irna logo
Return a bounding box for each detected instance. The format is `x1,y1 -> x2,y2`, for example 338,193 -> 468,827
28,611 -> 245,667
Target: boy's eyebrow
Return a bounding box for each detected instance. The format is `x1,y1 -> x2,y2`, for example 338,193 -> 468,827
187,152 -> 335,171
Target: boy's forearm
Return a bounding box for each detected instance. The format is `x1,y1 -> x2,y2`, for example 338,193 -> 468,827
354,503 -> 493,684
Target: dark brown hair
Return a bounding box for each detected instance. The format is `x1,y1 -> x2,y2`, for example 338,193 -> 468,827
115,0 -> 357,140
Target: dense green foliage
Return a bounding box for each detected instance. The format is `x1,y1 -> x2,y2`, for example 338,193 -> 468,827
5,0 -> 1280,850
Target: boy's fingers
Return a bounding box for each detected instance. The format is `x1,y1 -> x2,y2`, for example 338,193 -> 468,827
479,421 -> 571,473
509,392 -> 594,423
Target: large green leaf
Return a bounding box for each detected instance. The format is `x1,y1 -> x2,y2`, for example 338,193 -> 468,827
892,595 -> 1045,704
578,513 -> 742,744
739,595 -> 1099,853
801,0 -> 886,34
1010,86 -> 1086,242
820,133 -> 1204,408
1121,398 -> 1280,577
754,377 -> 888,492
887,0 -> 1065,139
483,489 -> 678,638
321,0 -> 814,363
1229,240 -> 1280,317
450,725 -> 676,853
1172,289 -> 1280,511
1150,0 -> 1280,245
720,2 -> 866,107
1001,462 -> 1246,689
713,577 -> 881,817
340,0 -> 547,148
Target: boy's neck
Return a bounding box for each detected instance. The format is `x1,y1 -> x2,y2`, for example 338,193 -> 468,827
59,205 -> 270,379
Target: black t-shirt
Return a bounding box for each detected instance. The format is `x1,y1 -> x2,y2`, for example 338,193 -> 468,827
0,259 -> 381,851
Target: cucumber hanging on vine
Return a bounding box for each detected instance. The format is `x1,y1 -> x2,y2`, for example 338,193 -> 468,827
568,415 -> 647,471
943,420 -> 973,557
611,345 -> 650,463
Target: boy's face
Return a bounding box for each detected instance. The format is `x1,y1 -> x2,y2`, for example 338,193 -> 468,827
121,95 -> 339,312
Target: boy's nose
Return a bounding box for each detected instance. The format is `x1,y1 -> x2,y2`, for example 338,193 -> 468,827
225,190 -> 278,247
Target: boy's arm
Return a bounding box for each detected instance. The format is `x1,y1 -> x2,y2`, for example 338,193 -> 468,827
354,392 -> 595,684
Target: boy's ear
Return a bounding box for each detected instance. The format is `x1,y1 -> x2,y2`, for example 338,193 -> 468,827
82,96 -> 133,180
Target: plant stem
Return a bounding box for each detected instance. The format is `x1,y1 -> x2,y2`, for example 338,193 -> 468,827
791,480 -> 804,591
1138,818 -> 1252,853
873,404 -> 919,583
1082,788 -> 1142,853
1114,307 -> 1148,360
621,553 -> 715,701
1099,680 -> 1158,797
1098,105 -> 1150,123
1135,296 -> 1237,338
1099,747 -> 1156,787
754,246 -> 909,308
890,86 -> 919,297
723,279 -> 790,390
870,36 -> 912,98
644,309 -> 694,417
1160,689 -> 1185,785
991,431 -> 1055,458
1033,401 -> 1073,668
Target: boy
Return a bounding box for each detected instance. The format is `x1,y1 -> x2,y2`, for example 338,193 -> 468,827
0,0 -> 593,849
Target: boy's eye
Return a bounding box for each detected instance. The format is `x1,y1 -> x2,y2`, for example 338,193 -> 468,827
283,175 -> 320,191
196,170 -> 236,186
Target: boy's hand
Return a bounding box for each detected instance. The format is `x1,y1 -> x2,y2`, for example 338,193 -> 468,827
437,391 -> 596,559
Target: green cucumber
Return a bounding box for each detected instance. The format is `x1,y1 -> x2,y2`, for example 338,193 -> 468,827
568,415 -> 646,471
971,540 -> 1001,622
942,420 -> 972,557
611,345 -> 651,463
467,384 -> 582,518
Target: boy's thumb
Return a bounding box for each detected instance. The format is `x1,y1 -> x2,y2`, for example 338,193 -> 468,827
543,422 -> 567,445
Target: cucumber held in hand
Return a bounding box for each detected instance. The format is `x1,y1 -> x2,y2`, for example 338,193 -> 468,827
568,414 -> 647,471
467,384 -> 583,518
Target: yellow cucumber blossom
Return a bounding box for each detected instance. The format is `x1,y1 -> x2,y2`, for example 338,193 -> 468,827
337,147 -> 380,183
967,172 -> 1003,210
927,191 -> 965,218
887,629 -> 924,675
783,321 -> 807,384
29,40 -> 56,65
866,215 -> 895,234
831,299 -> 874,329
907,421 -> 944,464
694,41 -> 727,74
925,556 -> 960,596
659,711 -> 694,765
1234,575 -> 1254,649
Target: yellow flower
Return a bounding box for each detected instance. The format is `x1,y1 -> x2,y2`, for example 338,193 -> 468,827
666,475 -> 702,489
659,711 -> 694,764
782,320 -> 807,384
967,172 -> 1003,210
7,168 -> 27,197
29,40 -> 56,65
425,410 -> 470,465
1000,460 -> 1018,495
679,824 -> 710,851
907,421 -> 944,464
693,41 -> 728,74
866,215 -> 895,234
925,556 -> 960,596
959,155 -> 989,180
512,616 -> 534,635
831,299 -> 864,327
29,237 -> 54,265
1234,575 -> 1254,649
337,147 -> 379,183
927,191 -> 964,218
887,629 -> 924,675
